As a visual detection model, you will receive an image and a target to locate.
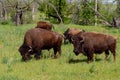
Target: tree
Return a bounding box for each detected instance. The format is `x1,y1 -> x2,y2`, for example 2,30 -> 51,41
70,1 -> 81,24
38,0 -> 67,23
0,0 -> 8,21
0,0 -> 34,26
80,0 -> 95,25
116,0 -> 120,16
70,0 -> 95,25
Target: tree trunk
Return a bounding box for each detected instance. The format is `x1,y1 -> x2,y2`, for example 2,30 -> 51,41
58,0 -> 62,23
32,1 -> 36,21
2,7 -> 7,20
112,17 -> 117,27
1,1 -> 7,21
15,8 -> 23,26
95,0 -> 97,26
15,2 -> 23,26
71,4 -> 80,24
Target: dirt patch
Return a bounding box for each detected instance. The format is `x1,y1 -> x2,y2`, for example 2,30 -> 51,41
0,45 -> 3,48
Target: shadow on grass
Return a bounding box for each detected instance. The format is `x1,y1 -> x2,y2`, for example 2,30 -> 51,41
68,58 -> 102,64
68,58 -> 87,63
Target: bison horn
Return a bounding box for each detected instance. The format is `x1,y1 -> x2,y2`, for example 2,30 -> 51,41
71,38 -> 74,43
80,40 -> 84,43
28,46 -> 32,52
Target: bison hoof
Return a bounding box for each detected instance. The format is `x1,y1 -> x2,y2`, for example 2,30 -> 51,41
51,54 -> 57,59
36,57 -> 40,60
21,57 -> 32,62
21,58 -> 28,62
34,55 -> 40,60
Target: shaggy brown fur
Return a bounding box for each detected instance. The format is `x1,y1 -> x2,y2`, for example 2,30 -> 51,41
36,21 -> 53,30
72,32 -> 116,63
19,28 -> 63,61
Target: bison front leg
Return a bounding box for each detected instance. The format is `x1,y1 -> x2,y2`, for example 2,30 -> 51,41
109,47 -> 116,62
86,52 -> 94,63
84,48 -> 94,63
53,47 -> 61,58
57,47 -> 61,58
34,50 -> 41,60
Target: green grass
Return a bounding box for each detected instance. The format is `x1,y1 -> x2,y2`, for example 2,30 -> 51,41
0,23 -> 120,80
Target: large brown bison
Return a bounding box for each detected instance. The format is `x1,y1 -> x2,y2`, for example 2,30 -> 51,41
71,32 -> 116,63
35,21 -> 53,30
63,28 -> 85,44
18,28 -> 63,61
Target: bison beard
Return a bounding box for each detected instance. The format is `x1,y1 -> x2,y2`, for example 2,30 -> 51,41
18,28 -> 63,61
72,32 -> 116,63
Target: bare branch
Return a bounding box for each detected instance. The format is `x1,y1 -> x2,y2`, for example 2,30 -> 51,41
47,2 -> 63,24
85,1 -> 112,26
6,0 -> 16,8
35,0 -> 63,23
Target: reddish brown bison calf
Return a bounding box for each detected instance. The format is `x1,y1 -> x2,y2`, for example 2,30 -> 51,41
36,21 -> 53,30
18,28 -> 63,61
63,28 -> 85,44
71,32 -> 116,63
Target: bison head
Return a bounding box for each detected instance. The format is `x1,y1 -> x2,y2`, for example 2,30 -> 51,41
18,45 -> 33,61
63,28 -> 85,44
63,28 -> 70,44
71,36 -> 84,56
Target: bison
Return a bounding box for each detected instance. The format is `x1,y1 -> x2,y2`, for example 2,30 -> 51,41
63,28 -> 84,44
18,28 -> 63,61
71,32 -> 116,63
35,21 -> 53,30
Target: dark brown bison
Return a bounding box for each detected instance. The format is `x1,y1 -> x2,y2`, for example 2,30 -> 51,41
18,28 -> 63,61
63,28 -> 84,44
35,21 -> 53,30
71,32 -> 116,63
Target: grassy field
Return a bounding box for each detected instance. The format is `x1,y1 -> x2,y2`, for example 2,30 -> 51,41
0,23 -> 120,80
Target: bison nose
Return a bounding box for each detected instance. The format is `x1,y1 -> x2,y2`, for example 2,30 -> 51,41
64,40 -> 68,44
73,49 -> 78,53
73,49 -> 79,56
73,50 -> 76,53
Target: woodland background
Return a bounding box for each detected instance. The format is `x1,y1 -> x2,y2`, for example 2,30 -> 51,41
0,0 -> 120,27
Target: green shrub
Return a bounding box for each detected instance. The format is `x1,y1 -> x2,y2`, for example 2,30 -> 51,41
0,75 -> 23,80
1,21 -> 9,25
1,56 -> 8,64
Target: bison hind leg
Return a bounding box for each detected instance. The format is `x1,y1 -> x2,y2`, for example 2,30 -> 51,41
52,47 -> 57,59
109,43 -> 116,62
109,49 -> 116,62
52,47 -> 61,58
